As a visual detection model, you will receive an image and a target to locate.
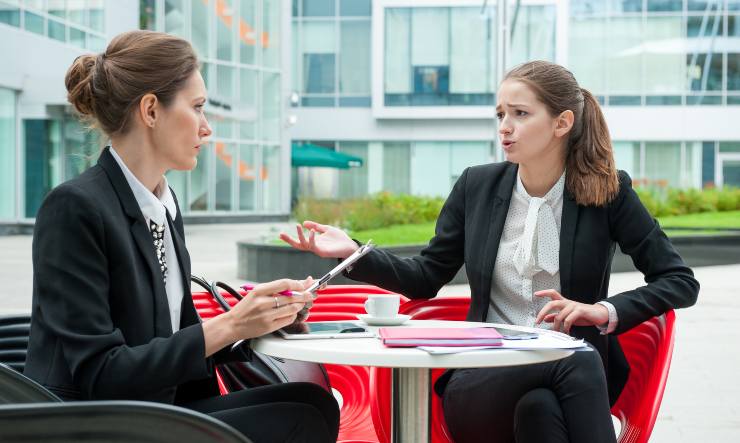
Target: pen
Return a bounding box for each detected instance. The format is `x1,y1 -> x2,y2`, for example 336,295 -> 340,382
241,283 -> 303,297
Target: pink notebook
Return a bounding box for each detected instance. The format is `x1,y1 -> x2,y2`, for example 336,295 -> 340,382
378,327 -> 503,347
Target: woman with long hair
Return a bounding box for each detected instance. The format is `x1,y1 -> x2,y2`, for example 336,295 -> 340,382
282,60 -> 699,443
25,30 -> 339,443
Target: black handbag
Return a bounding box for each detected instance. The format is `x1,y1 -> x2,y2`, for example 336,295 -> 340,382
190,276 -> 331,393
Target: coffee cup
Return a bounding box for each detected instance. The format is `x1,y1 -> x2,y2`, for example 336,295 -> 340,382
364,294 -> 400,318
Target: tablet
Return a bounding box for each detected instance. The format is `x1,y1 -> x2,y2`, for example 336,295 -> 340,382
306,241 -> 375,294
276,321 -> 375,340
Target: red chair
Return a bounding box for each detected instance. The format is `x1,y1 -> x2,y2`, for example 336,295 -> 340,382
371,296 -> 677,443
192,284 -> 408,443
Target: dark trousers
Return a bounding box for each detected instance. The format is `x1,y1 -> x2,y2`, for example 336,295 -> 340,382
180,382 -> 339,443
442,348 -> 616,443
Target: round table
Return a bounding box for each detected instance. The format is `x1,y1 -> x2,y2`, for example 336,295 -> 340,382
252,320 -> 573,443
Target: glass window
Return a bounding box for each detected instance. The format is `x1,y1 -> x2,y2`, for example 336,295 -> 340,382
302,0 -> 333,17
239,68 -> 257,139
165,170 -> 188,207
239,0 -> 257,65
683,142 -> 702,188
301,21 -> 335,94
62,118 -> 97,182
607,16 -> 643,94
23,10 -> 44,35
262,0 -> 280,68
261,72 -> 280,142
216,0 -> 234,61
450,142 -> 490,184
728,54 -> 740,90
508,5 -> 556,68
385,8 -> 411,95
568,15 -> 607,93
214,142 -> 234,211
687,15 -> 723,39
24,120 -> 63,218
69,27 -> 85,47
192,0 -> 210,58
139,0 -> 155,30
613,141 -> 642,179
702,141 -> 716,186
719,142 -> 740,153
688,1 -> 723,11
609,0 -> 643,13
48,19 -> 65,42
261,145 -> 281,212
383,142 -> 410,194
0,88 -> 16,219
87,0 -> 104,32
450,7 -> 494,95
411,8 -> 449,67
687,53 -> 723,91
238,144 -> 257,210
645,142 -> 682,187
190,143 -> 211,211
164,0 -> 186,38
644,16 -> 685,94
647,0 -> 682,11
731,0 -> 740,11
337,142 -> 368,198
48,0 -> 65,19
0,1 -> 20,27
86,33 -> 105,51
411,142 -> 450,197
340,0 -> 370,17
340,20 -> 370,95
23,0 -> 45,12
570,0 -> 608,15
67,0 -> 85,27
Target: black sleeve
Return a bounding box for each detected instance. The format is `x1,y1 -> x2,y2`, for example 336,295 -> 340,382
343,168 -> 468,299
33,184 -> 211,400
605,171 -> 700,334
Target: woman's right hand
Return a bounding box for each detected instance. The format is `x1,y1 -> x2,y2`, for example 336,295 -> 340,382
203,278 -> 313,356
279,221 -> 359,259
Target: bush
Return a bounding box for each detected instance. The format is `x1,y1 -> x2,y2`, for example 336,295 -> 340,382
634,182 -> 740,218
292,193 -> 445,231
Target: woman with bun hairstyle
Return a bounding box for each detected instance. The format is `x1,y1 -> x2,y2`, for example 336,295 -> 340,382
25,30 -> 339,443
282,61 -> 699,443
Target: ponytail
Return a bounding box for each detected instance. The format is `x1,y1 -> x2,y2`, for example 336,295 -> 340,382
566,88 -> 619,207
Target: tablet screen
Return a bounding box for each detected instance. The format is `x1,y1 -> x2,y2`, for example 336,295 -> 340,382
278,321 -> 370,338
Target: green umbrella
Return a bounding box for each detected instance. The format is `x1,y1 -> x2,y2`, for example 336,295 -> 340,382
291,143 -> 363,169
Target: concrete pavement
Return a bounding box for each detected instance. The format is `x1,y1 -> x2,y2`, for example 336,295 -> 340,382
1,222 -> 738,441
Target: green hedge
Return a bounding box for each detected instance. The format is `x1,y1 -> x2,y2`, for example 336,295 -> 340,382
635,186 -> 740,217
294,186 -> 740,230
292,192 -> 445,231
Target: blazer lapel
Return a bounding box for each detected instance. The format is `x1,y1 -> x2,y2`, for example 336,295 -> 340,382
98,148 -> 173,337
166,212 -> 199,328
476,163 -> 517,322
559,188 -> 579,299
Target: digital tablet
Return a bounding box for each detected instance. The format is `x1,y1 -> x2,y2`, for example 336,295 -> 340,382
276,321 -> 375,340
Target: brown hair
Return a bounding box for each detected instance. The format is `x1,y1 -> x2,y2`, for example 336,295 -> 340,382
503,60 -> 619,207
65,30 -> 199,137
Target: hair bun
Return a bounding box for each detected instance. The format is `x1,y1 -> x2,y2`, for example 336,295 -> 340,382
65,53 -> 99,117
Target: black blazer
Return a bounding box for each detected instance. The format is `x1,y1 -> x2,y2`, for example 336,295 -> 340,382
347,162 -> 699,404
25,147 -> 220,403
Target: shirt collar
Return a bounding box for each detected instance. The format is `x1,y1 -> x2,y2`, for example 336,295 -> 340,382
515,170 -> 566,203
109,146 -> 177,225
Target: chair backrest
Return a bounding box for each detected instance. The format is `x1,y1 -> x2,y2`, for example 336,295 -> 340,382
0,362 -> 61,404
0,315 -> 31,373
611,310 -> 676,443
0,400 -> 252,443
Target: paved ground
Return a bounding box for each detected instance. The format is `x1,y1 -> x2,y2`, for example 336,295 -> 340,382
1,222 -> 738,441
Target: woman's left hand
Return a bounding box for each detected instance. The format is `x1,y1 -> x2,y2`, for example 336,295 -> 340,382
534,289 -> 608,335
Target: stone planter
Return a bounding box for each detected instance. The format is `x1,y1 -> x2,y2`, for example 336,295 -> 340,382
238,233 -> 740,285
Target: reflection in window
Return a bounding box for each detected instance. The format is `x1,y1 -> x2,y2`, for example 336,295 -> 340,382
302,0 -> 333,17
190,144 -> 211,211
0,2 -> 20,27
239,144 -> 257,210
164,0 -> 186,37
687,53 -> 723,91
262,145 -> 281,212
216,0 -> 234,61
383,143 -> 410,195
339,20 -> 370,96
613,141 -> 642,179
261,73 -> 280,143
192,0 -> 209,58
508,5 -> 556,68
262,0 -> 280,68
239,0 -> 257,65
337,142 -> 368,198
645,142 -> 682,187
644,16 -> 684,94
0,88 -> 16,219
214,142 -> 234,211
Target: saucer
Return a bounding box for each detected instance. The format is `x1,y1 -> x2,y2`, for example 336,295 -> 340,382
357,314 -> 411,326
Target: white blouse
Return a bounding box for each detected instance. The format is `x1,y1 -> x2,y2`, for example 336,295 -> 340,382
109,147 -> 184,333
487,171 -> 617,333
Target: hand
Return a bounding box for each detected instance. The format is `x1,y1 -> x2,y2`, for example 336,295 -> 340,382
226,277 -> 314,341
534,289 -> 608,335
279,220 -> 359,259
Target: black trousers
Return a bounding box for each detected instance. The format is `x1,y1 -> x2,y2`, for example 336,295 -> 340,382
442,348 -> 617,443
180,382 -> 340,443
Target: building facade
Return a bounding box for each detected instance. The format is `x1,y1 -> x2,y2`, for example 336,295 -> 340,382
291,0 -> 740,200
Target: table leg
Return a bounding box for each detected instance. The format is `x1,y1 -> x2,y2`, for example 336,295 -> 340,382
392,367 -> 431,443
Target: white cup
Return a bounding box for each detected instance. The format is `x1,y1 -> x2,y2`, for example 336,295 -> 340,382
364,294 -> 400,318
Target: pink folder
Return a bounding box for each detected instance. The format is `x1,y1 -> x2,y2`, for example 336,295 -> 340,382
378,327 -> 504,347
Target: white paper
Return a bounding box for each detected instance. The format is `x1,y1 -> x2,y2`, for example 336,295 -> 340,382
418,335 -> 589,355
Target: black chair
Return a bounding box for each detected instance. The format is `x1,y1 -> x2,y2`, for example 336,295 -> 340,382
0,315 -> 31,373
0,362 -> 61,404
0,401 -> 252,443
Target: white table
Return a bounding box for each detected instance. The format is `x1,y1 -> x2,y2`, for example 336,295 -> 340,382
252,320 -> 573,443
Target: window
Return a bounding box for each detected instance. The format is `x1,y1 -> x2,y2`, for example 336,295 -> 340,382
0,88 -> 16,219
